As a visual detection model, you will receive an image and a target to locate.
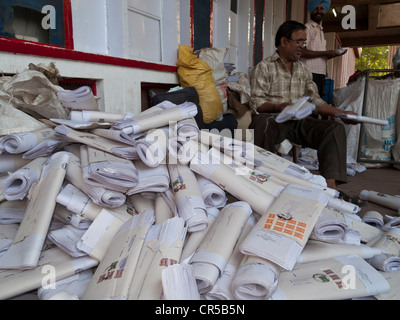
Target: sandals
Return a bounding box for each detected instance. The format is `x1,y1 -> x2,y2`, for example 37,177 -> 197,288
338,191 -> 367,207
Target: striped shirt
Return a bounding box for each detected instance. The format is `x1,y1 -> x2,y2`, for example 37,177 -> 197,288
250,51 -> 326,112
304,20 -> 328,75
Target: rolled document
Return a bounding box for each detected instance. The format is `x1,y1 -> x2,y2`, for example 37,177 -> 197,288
311,207 -> 361,245
370,227 -> 400,256
190,150 -> 275,215
275,97 -> 316,123
168,162 -> 208,232
2,157 -> 48,201
82,211 -> 155,300
0,247 -> 98,300
70,110 -> 125,123
136,127 -> 169,167
54,125 -> 138,160
335,114 -> 389,126
154,193 -> 174,225
57,86 -> 98,111
270,256 -> 390,300
168,118 -> 200,162
369,253 -> 400,272
362,211 -> 384,229
206,214 -> 257,300
47,225 -> 88,257
327,197 -> 361,215
80,145 -> 139,193
190,202 -> 253,294
53,204 -> 92,229
112,101 -> 198,135
360,190 -> 400,211
127,224 -> 161,300
196,175 -> 227,208
231,254 -> 281,300
22,139 -> 64,160
62,152 -> 126,209
298,240 -> 383,264
138,217 -> 186,300
1,128 -> 56,154
126,161 -> 170,195
91,128 -> 145,147
180,207 -> 220,262
240,184 -> 330,271
77,208 -> 133,262
0,152 -> 70,269
162,263 -> 201,300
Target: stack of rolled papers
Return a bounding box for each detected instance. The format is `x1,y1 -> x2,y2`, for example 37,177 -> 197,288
0,152 -> 70,270
190,202 -> 253,294
368,227 -> 400,272
240,184 -> 331,271
270,256 -> 390,300
80,145 -> 139,193
196,175 -> 227,208
82,211 -> 155,300
168,162 -> 208,232
205,214 -> 257,300
231,254 -> 281,300
161,263 -> 200,300
190,150 -> 275,216
137,217 -> 186,300
135,127 -> 169,167
57,86 -> 99,111
54,125 -> 138,160
275,97 -> 316,123
0,246 -> 98,300
360,190 -> 400,211
0,128 -> 57,155
362,211 -> 384,229
112,101 -> 198,135
2,157 -> 48,201
311,207 -> 361,245
61,152 -> 126,209
127,161 -> 170,195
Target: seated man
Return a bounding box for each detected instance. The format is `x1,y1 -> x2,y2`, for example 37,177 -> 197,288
249,20 -> 359,197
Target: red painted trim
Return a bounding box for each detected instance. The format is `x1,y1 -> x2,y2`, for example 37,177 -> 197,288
190,0 -> 195,48
210,0 -> 213,47
0,37 -> 177,73
63,0 -> 74,50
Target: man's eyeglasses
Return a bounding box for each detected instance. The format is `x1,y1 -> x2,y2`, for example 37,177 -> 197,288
287,38 -> 307,46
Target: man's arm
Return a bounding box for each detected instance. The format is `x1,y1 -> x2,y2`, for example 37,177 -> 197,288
301,47 -> 345,60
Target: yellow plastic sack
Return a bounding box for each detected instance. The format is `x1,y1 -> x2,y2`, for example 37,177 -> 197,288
177,45 -> 223,123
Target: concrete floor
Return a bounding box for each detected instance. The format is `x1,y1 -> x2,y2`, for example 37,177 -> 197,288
331,166 -> 400,219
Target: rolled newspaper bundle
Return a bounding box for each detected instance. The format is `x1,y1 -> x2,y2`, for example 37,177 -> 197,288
231,254 -> 281,300
47,224 -> 88,258
369,253 -> 400,272
22,139 -> 64,160
0,152 -> 70,269
136,127 -> 169,167
80,145 -> 139,192
0,128 -> 56,154
168,162 -> 208,232
190,150 -> 275,216
57,86 -> 98,111
82,211 -> 155,300
362,211 -> 384,229
190,202 -> 252,294
161,263 -> 201,300
360,190 -> 400,211
70,110 -> 125,123
196,175 -> 227,208
270,256 -> 390,300
2,157 -> 48,201
240,184 -> 331,271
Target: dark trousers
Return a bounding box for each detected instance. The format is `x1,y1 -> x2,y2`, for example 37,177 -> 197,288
249,113 -> 348,185
313,73 -> 326,99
